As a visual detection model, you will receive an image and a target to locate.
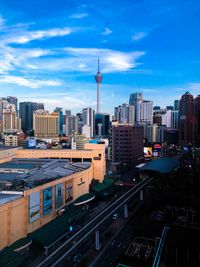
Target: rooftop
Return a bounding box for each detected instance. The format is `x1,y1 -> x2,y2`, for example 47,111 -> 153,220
141,157 -> 180,174
0,159 -> 91,191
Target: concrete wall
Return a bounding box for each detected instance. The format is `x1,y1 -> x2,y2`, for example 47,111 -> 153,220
15,143 -> 105,182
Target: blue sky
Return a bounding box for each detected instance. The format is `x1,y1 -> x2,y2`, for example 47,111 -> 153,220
0,0 -> 199,114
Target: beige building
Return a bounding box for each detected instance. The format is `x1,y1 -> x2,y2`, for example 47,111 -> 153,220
0,143 -> 106,250
33,110 -> 59,140
3,104 -> 18,132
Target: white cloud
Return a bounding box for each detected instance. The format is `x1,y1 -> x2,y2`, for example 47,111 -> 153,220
25,47 -> 145,74
6,27 -> 75,44
0,45 -> 52,74
0,75 -> 62,88
132,31 -> 147,41
69,13 -> 88,19
63,47 -> 145,73
102,28 -> 112,36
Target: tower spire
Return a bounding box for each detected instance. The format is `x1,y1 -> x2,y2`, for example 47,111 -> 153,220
98,58 -> 100,72
95,58 -> 103,113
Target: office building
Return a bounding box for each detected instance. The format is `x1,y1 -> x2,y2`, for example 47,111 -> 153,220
129,93 -> 153,124
19,102 -> 44,134
33,110 -> 59,140
178,92 -> 195,145
82,107 -> 95,137
114,104 -> 135,125
129,92 -> 143,123
161,110 -> 179,128
2,103 -> 18,132
82,125 -> 91,138
140,100 -> 153,124
146,124 -> 166,143
6,96 -> 18,114
65,115 -> 78,136
110,123 -> 143,167
76,112 -> 83,134
95,113 -> 110,137
174,100 -> 180,110
54,107 -> 63,135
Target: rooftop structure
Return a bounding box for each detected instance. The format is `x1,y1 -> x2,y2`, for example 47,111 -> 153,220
0,158 -> 91,191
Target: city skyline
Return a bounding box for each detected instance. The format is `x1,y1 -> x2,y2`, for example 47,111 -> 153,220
0,0 -> 199,114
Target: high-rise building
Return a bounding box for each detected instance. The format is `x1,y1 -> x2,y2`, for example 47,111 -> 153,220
129,92 -> 143,123
76,112 -> 83,134
95,113 -> 110,137
65,115 -> 78,136
6,96 -> 18,114
178,92 -> 195,145
33,110 -> 59,140
174,100 -> 180,110
195,95 -> 200,145
140,100 -> 153,124
161,110 -> 179,128
54,107 -> 63,135
129,93 -> 153,124
110,123 -> 143,166
114,104 -> 135,125
19,102 -> 44,134
3,103 -> 18,132
0,98 -> 7,120
146,124 -> 166,143
82,107 -> 95,137
95,59 -> 103,113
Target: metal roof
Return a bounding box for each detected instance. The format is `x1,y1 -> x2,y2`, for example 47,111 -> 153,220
141,157 -> 180,174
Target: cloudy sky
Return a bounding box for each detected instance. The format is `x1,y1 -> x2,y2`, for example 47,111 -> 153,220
0,0 -> 199,114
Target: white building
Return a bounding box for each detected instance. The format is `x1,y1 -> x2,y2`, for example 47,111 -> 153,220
82,107 -> 95,138
82,125 -> 91,138
114,103 -> 135,124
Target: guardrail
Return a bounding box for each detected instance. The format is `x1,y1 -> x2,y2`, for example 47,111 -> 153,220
152,226 -> 170,267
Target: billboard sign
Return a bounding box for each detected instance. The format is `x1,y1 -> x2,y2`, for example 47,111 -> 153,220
144,147 -> 152,158
55,183 -> 64,209
29,192 -> 40,223
43,187 -> 53,215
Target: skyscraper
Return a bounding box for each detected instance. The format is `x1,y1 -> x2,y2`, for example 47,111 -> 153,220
174,100 -> 180,110
114,104 -> 135,125
195,95 -> 200,145
19,102 -> 44,134
129,92 -> 143,123
82,107 -> 95,137
95,113 -> 110,137
129,93 -> 153,124
33,110 -> 59,140
178,92 -> 195,145
65,115 -> 78,136
140,100 -> 153,124
6,96 -> 18,115
95,59 -> 103,113
54,107 -> 63,135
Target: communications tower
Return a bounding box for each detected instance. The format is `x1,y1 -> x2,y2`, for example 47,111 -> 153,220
95,59 -> 103,113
